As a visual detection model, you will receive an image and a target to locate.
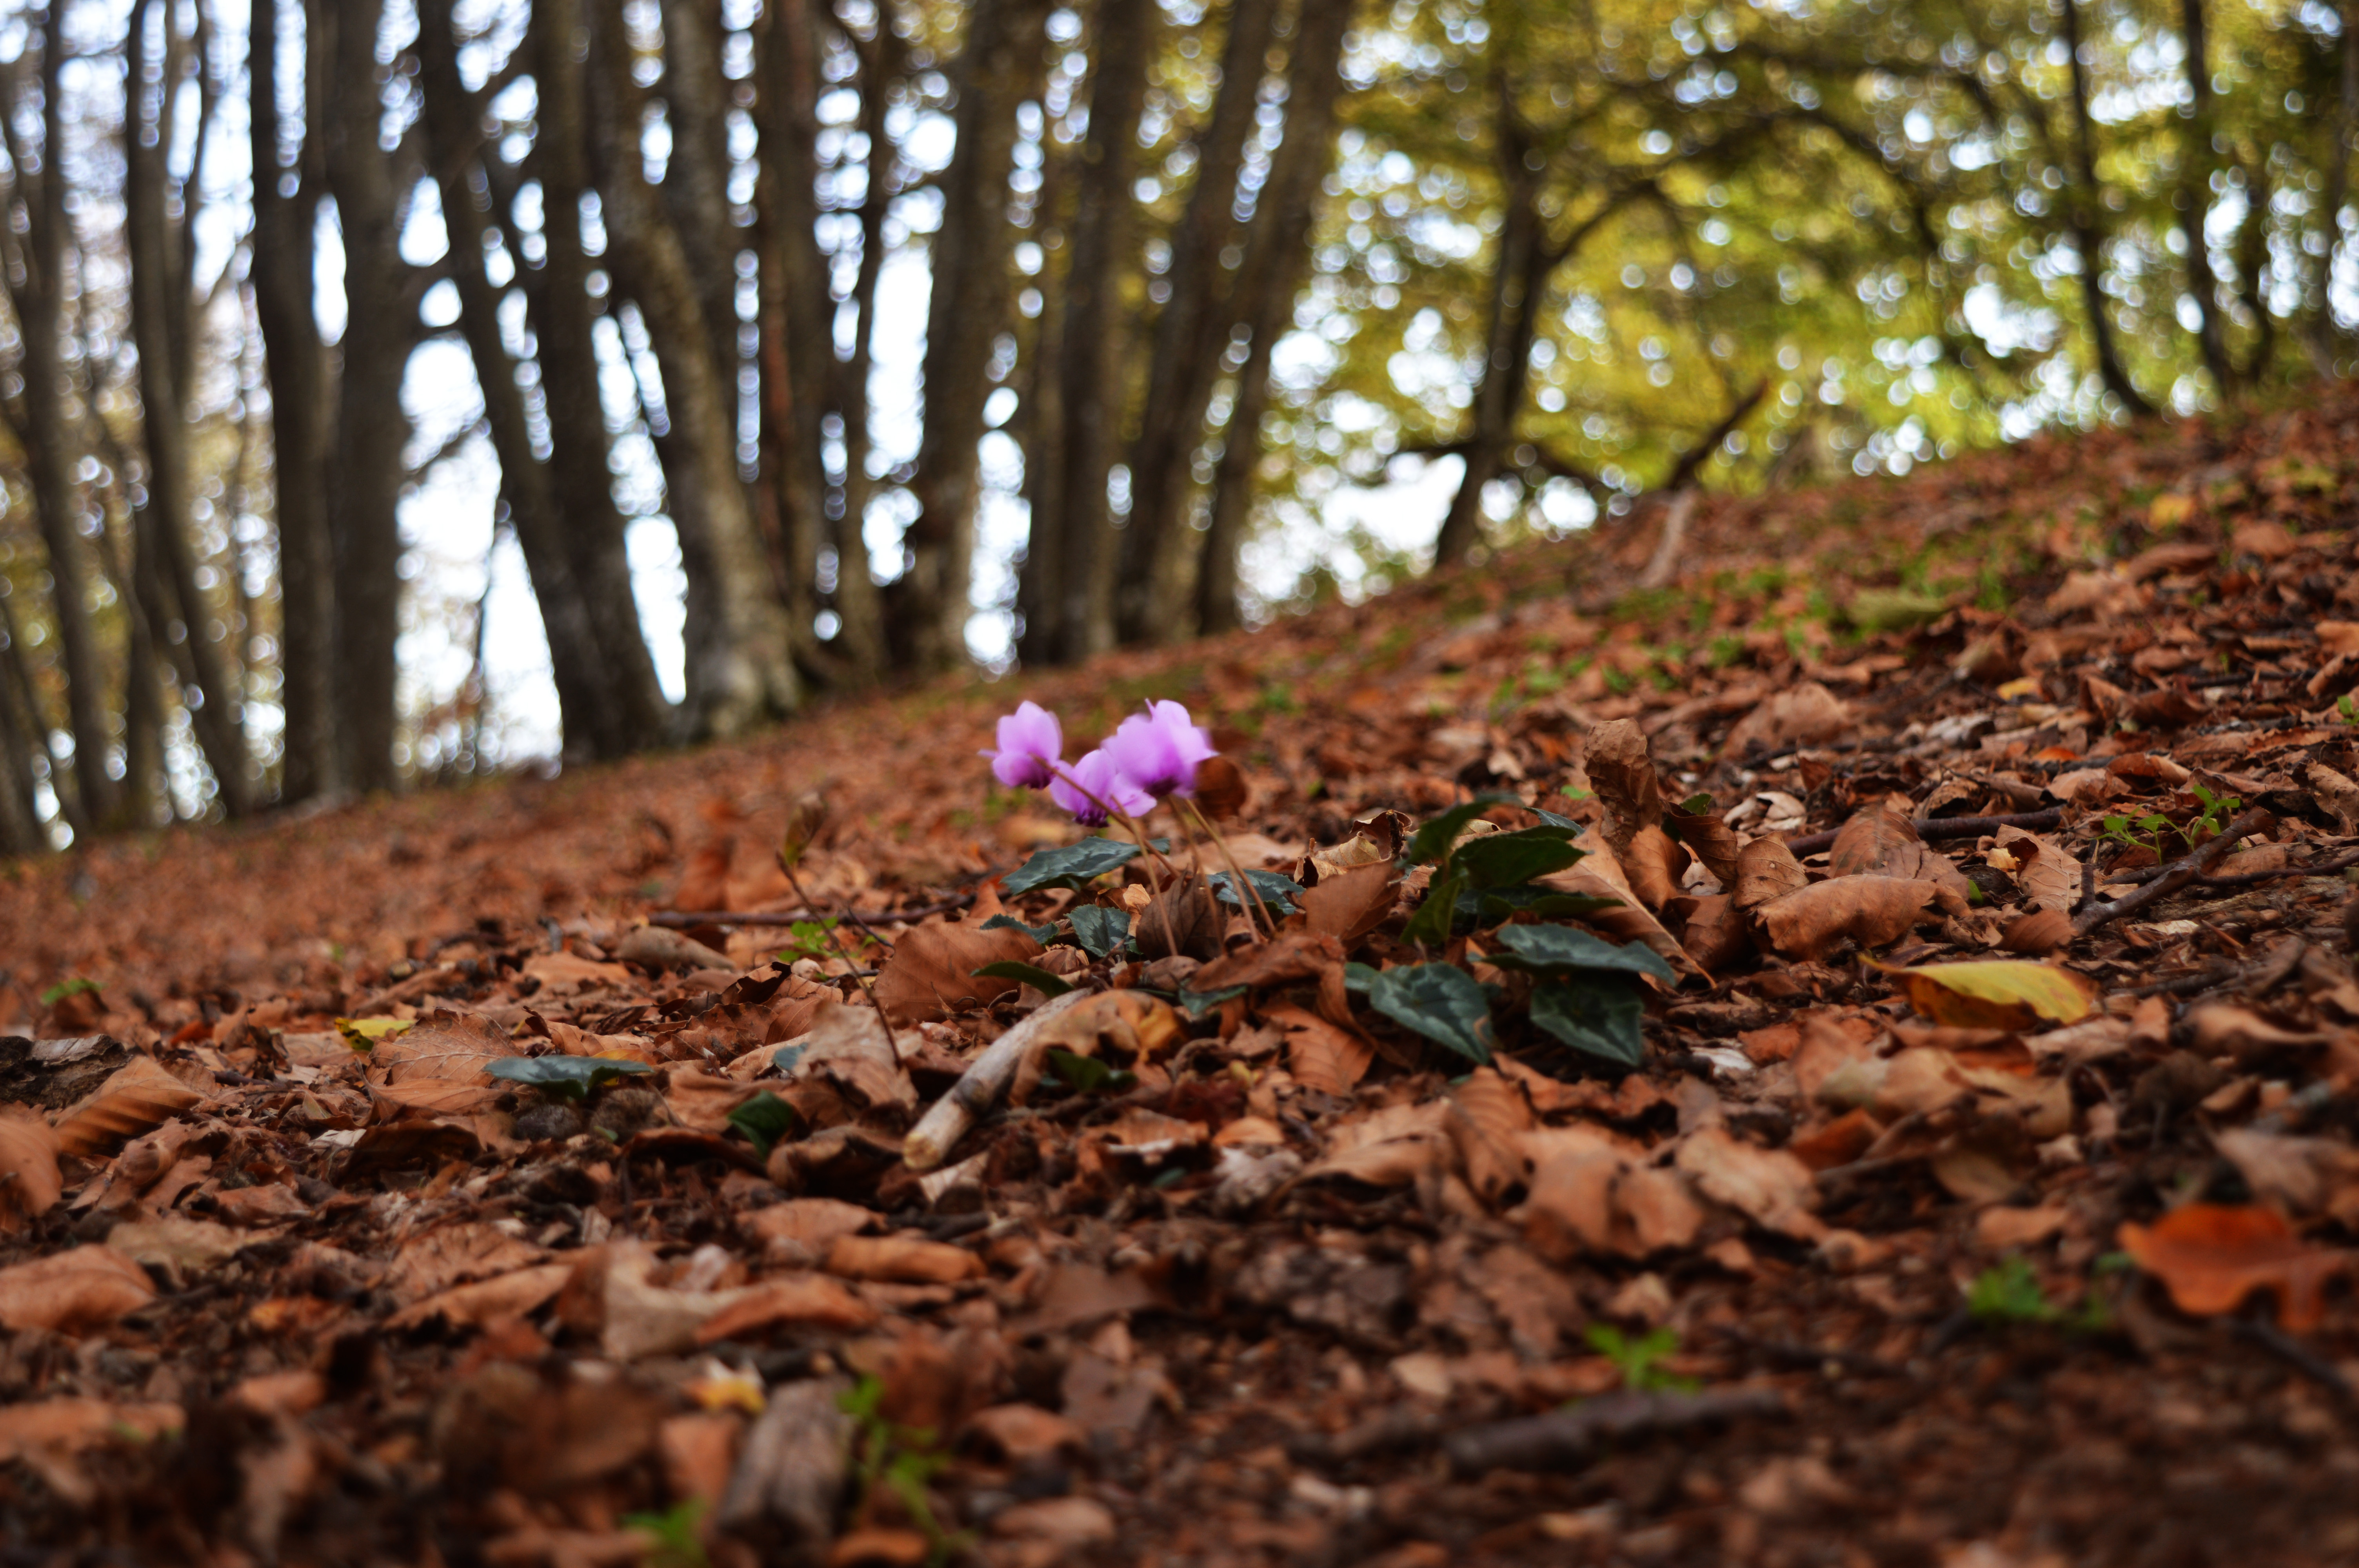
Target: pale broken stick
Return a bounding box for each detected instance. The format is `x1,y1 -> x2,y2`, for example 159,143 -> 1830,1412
2072,805 -> 2276,938
903,987 -> 1094,1172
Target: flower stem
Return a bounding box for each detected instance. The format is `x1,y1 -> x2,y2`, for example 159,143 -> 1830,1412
1182,798 -> 1278,940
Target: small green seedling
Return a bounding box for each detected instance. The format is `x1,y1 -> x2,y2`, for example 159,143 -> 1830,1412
772,918 -> 841,967
838,1375 -> 972,1568
1968,1255 -> 2058,1324
38,977 -> 97,1006
1584,1323 -> 1698,1393
622,1499 -> 710,1568
2101,782 -> 2241,859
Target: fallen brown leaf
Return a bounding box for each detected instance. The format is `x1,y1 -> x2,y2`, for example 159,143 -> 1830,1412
2118,1203 -> 2355,1332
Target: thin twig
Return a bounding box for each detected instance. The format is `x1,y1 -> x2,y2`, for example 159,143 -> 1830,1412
2071,806 -> 2276,937
777,859 -> 901,1061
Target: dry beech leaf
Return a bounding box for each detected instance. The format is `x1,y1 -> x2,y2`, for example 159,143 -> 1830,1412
1132,873 -> 1223,962
1674,1126 -> 1825,1240
367,1010 -> 509,1116
2001,909 -> 2074,955
823,1233 -> 986,1285
1584,719 -> 1663,854
1300,859 -> 1397,945
696,1273 -> 879,1342
386,1222 -> 551,1305
1719,681 -> 1852,761
1445,1069 -> 1534,1206
0,1398 -> 183,1465
1756,877 -> 1940,961
1732,838 -> 1808,911
385,1263 -> 574,1332
1192,755 -> 1250,821
1896,961 -> 2097,1029
0,1108 -> 62,1233
1663,804 -> 1740,887
1623,825 -> 1687,911
1677,894 -> 1753,973
2118,1204 -> 2355,1332
1999,832 -> 2083,915
1535,830 -> 1701,981
54,1056 -> 205,1159
662,1067 -> 760,1134
1301,1101 -> 1450,1188
1829,807 -> 1974,902
794,1001 -> 918,1122
0,1245 -> 157,1335
1266,1002 -> 1375,1097
2213,1129 -> 2359,1222
875,916 -> 1043,1026
741,1198 -> 880,1264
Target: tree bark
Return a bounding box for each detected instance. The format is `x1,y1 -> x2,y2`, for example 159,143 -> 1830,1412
324,0 -> 410,793
525,0 -> 677,743
249,0 -> 341,804
1012,133 -> 1072,666
124,0 -> 253,814
1039,0 -> 1153,663
2174,0 -> 2232,391
0,12 -> 111,828
2306,0 -> 2359,372
596,2 -> 802,737
1117,0 -> 1279,646
657,0 -> 744,400
829,26 -> 893,677
2058,0 -> 2155,416
0,596 -> 49,853
416,0 -> 658,760
1196,0 -> 1351,635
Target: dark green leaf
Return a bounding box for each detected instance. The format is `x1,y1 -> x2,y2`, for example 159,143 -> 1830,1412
1678,792 -> 1716,815
1368,963 -> 1496,1064
1401,867 -> 1465,946
1066,905 -> 1132,958
1176,982 -> 1249,1018
1529,975 -> 1648,1067
1451,825 -> 1583,889
1405,793 -> 1520,864
727,1091 -> 798,1156
1001,837 -> 1142,897
1209,869 -> 1305,911
1343,962 -> 1381,995
1532,806 -> 1585,830
1491,924 -> 1676,984
1523,892 -> 1626,919
972,960 -> 1073,997
772,1044 -> 806,1076
486,1055 -> 655,1102
1045,1048 -> 1134,1094
979,913 -> 1061,945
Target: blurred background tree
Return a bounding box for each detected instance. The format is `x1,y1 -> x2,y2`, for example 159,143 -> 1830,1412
0,0 -> 2347,848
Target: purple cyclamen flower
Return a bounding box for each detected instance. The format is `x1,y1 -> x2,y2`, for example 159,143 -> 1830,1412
1102,700 -> 1217,799
982,700 -> 1063,789
1050,749 -> 1156,827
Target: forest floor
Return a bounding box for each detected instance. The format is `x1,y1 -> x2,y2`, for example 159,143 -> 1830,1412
7,386 -> 2359,1567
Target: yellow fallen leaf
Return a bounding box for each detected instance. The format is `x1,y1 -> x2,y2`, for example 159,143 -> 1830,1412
1896,961 -> 2096,1030
336,1016 -> 413,1052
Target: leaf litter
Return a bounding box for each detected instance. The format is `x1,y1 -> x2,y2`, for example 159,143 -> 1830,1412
11,401 -> 2359,1559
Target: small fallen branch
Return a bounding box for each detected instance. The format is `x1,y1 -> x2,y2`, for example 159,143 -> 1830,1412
903,988 -> 1094,1172
1443,1387 -> 1790,1476
2071,806 -> 2276,938
1784,809 -> 2063,858
650,895 -> 974,929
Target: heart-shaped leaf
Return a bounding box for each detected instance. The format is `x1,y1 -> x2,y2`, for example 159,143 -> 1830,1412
1529,975 -> 1648,1067
1491,924 -> 1676,984
485,1055 -> 655,1101
1046,1048 -> 1136,1095
1209,869 -> 1305,912
727,1091 -> 798,1156
1402,868 -> 1467,947
1452,825 -> 1583,889
1001,838 -> 1142,897
979,913 -> 1061,946
971,960 -> 1074,997
1406,793 -> 1521,865
1368,963 -> 1496,1064
1066,905 -> 1132,958
1176,982 -> 1250,1018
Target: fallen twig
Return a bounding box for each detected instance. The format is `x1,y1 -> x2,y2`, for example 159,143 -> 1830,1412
1443,1387 -> 1790,1477
649,895 -> 975,929
1785,809 -> 2063,858
904,988 -> 1094,1172
2071,807 -> 2276,937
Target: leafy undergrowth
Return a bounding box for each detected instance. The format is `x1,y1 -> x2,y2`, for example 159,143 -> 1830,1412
5,386 -> 2359,1564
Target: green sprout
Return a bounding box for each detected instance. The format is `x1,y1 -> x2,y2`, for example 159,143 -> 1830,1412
838,1376 -> 973,1568
622,1500 -> 710,1568
1584,1323 -> 1698,1393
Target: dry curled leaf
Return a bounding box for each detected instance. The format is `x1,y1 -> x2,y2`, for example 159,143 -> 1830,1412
875,916 -> 1044,1026
54,1055 -> 205,1159
1268,1002 -> 1375,1097
1584,719 -> 1663,855
1756,877 -> 1941,961
824,1233 -> 986,1284
0,1245 -> 158,1335
2118,1204 -> 2355,1332
1732,838 -> 1808,911
0,1108 -> 62,1233
1300,859 -> 1398,945
367,1010 -> 509,1116
1829,806 -> 1974,902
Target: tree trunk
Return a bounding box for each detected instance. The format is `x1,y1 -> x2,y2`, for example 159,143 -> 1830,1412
829,28 -> 893,677
0,598 -> 48,853
0,8 -> 110,829
1040,0 -> 1153,663
324,0 -> 409,793
2306,0 -> 2359,372
1196,0 -> 1351,635
526,0 -> 677,743
416,0 -> 659,760
901,0 -> 1049,673
249,0 -> 341,804
124,0 -> 253,815
2058,0 -> 2155,416
657,0 -> 744,400
596,5 -> 802,737
2174,0 -> 2232,390
1012,132 -> 1072,666
1117,0 -> 1279,646
753,0 -> 839,679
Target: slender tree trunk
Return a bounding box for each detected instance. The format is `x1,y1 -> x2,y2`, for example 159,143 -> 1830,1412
1437,98 -> 1545,567
830,29 -> 893,676
901,0 -> 1048,673
2306,0 -> 2359,372
596,5 -> 802,737
754,0 -> 840,679
2058,0 -> 2155,416
2233,150 -> 2277,379
0,8 -> 111,828
1041,0 -> 1153,663
417,0 -> 656,760
2175,0 -> 2232,391
324,0 -> 409,793
124,0 -> 253,814
526,0 -> 676,742
1013,136 -> 1072,666
1118,0 -> 1278,645
658,0 -> 745,401
0,598 -> 48,853
249,0 -> 341,803
1197,0 -> 1351,635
